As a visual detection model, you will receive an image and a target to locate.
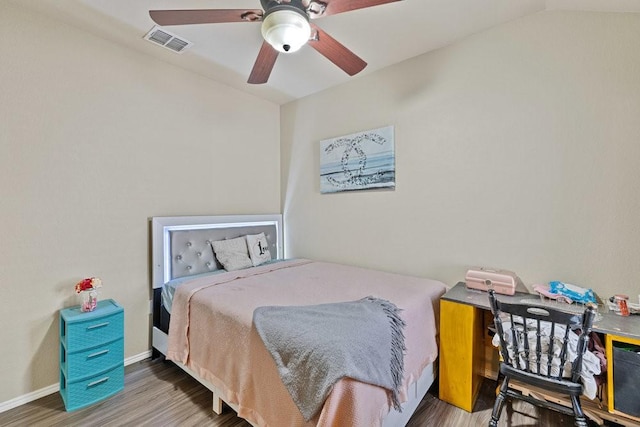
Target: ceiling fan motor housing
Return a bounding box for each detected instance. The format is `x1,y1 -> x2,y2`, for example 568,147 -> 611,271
261,0 -> 311,53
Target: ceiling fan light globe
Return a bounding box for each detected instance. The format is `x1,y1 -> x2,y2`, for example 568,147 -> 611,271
261,10 -> 311,53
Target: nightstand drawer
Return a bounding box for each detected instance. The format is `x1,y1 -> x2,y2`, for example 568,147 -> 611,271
62,337 -> 124,380
60,364 -> 124,412
63,311 -> 124,352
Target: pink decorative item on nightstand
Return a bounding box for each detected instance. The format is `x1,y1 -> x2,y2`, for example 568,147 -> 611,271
74,277 -> 102,312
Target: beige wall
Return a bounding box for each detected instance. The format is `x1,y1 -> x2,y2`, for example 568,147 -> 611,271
282,10 -> 640,301
0,3 -> 280,403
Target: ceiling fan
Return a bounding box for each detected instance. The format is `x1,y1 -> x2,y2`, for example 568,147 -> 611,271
149,0 -> 402,84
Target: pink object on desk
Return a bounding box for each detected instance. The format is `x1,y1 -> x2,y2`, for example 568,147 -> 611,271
533,284 -> 574,304
465,267 -> 519,295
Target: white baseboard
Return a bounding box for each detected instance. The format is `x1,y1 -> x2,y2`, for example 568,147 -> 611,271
0,384 -> 60,415
125,349 -> 152,365
0,350 -> 152,414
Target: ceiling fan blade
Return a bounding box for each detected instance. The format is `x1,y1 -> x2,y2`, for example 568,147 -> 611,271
248,42 -> 279,84
149,9 -> 263,26
311,0 -> 401,18
308,24 -> 366,76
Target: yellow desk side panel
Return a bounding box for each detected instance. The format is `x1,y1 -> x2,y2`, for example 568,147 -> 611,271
606,333 -> 640,415
439,299 -> 484,412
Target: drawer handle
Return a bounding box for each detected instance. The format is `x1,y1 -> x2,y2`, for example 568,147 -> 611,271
87,349 -> 109,359
87,377 -> 109,388
87,322 -> 109,330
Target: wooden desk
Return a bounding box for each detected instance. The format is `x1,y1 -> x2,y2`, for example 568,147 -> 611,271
439,282 -> 640,424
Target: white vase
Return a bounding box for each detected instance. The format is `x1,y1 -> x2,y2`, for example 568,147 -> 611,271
79,289 -> 98,312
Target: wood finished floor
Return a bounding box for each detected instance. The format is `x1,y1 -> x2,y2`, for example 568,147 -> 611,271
0,358 -> 596,426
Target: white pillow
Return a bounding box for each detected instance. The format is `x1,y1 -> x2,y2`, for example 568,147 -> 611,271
246,232 -> 272,266
211,237 -> 253,271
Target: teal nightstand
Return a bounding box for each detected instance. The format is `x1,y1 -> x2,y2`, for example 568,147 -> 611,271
59,299 -> 124,411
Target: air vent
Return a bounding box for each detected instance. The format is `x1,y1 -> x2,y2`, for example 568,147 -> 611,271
144,26 -> 193,54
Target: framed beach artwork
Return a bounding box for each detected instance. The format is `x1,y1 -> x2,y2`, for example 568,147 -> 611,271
320,125 -> 395,194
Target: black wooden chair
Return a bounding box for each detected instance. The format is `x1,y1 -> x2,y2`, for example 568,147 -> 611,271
487,289 -> 597,427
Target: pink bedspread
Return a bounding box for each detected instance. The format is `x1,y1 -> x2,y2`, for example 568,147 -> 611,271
167,259 -> 446,426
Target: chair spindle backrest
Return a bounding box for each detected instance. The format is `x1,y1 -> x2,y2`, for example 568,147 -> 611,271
488,289 -> 596,383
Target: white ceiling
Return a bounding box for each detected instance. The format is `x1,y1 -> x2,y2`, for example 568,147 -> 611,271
12,0 -> 640,105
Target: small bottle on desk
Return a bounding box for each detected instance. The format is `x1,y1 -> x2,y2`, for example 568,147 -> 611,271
614,294 -> 630,316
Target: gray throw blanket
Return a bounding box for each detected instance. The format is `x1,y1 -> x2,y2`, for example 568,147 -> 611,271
253,296 -> 406,421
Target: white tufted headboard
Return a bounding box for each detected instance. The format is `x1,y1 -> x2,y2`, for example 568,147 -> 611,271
151,214 -> 283,289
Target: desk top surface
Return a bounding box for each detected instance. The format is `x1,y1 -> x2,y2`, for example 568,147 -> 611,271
443,282 -> 640,340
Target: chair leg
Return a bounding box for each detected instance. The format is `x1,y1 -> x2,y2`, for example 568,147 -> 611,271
570,395 -> 588,427
489,376 -> 510,427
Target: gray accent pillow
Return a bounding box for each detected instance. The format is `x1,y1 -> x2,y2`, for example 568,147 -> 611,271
211,236 -> 253,271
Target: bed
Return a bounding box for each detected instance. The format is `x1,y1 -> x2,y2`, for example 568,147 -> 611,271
151,214 -> 447,426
